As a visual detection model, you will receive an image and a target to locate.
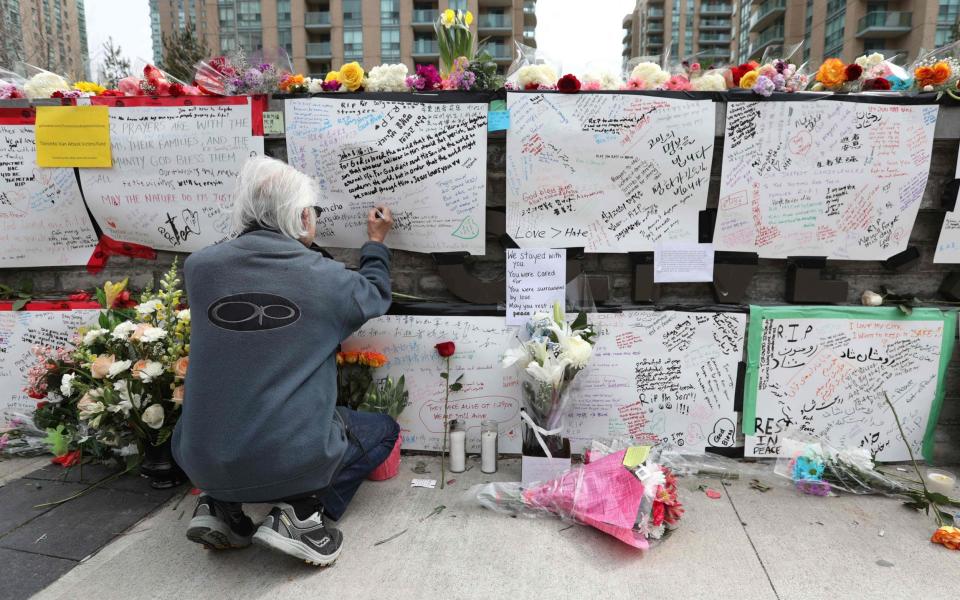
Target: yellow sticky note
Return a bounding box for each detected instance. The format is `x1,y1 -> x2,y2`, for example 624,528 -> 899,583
35,106 -> 112,168
623,446 -> 651,468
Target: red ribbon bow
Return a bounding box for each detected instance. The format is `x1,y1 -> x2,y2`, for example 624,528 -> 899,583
87,235 -> 158,274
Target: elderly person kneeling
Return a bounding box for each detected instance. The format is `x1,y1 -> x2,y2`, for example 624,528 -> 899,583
172,156 -> 398,566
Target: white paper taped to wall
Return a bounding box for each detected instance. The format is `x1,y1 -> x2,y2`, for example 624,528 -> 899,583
78,103 -> 260,252
285,98 -> 488,254
505,93 -> 715,253
715,100 -> 938,260
0,124 -> 98,267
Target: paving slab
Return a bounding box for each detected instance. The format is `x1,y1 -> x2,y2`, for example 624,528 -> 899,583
725,479 -> 959,600
22,462 -> 178,498
0,484 -> 179,561
0,479 -> 87,538
0,547 -> 76,600
0,456 -> 49,486
33,457 -> 775,600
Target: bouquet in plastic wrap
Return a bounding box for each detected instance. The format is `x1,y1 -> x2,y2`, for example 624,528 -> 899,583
501,301 -> 595,457
467,443 -> 682,549
911,41 -> 960,95
854,51 -> 911,92
116,62 -> 202,96
194,48 -> 291,96
505,42 -> 560,91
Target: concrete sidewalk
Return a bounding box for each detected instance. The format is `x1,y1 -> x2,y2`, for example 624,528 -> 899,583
14,455 -> 959,600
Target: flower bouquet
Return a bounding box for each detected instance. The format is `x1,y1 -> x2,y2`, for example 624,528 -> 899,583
115,62 -> 202,97
25,263 -> 190,468
0,67 -> 26,99
502,302 -> 595,458
336,351 -> 388,410
435,8 -> 475,76
365,63 -> 409,92
467,445 -> 683,549
911,42 -> 960,95
854,52 -> 910,92
622,60 -> 671,90
194,48 -> 291,96
506,42 -> 560,91
21,65 -> 71,99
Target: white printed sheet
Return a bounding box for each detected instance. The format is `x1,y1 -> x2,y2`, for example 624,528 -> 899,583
715,101 -> 938,260
285,98 -> 488,254
0,124 -> 98,267
506,93 -> 715,252
78,103 -> 260,252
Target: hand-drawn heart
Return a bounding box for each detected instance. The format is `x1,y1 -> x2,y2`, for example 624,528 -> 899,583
181,209 -> 201,233
452,215 -> 480,240
107,219 -> 118,229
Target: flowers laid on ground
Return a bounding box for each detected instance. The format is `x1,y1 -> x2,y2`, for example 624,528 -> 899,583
435,8 -> 475,75
502,302 -> 595,457
24,263 -> 189,465
365,63 -> 409,92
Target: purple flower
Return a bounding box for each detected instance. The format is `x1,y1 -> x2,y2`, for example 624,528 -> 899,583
258,63 -> 272,73
772,73 -> 786,91
795,479 -> 832,496
752,75 -> 776,97
774,59 -> 787,73
321,79 -> 341,92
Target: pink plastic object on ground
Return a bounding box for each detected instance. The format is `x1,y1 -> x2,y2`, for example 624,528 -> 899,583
522,449 -> 648,549
367,433 -> 402,481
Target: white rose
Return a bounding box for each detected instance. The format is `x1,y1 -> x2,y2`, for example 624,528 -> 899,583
525,356 -> 569,387
140,327 -> 167,343
366,63 -> 409,92
111,321 -> 137,340
138,360 -> 164,383
59,373 -> 76,397
517,64 -> 558,89
630,62 -> 669,87
177,309 -> 191,322
107,360 -> 132,378
142,404 -> 165,429
855,52 -> 885,69
24,71 -> 69,99
307,77 -> 324,94
560,335 -> 593,369
82,328 -> 108,345
691,72 -> 727,91
861,290 -> 884,306
135,300 -> 163,315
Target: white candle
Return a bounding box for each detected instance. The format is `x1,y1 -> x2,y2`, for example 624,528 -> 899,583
449,429 -> 466,473
481,430 -> 498,473
925,469 -> 957,496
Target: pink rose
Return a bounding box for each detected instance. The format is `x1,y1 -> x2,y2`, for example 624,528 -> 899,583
173,357 -> 189,379
172,385 -> 185,406
665,75 -> 692,91
90,355 -> 116,379
129,323 -> 151,342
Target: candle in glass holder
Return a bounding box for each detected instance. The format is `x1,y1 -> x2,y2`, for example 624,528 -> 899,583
925,469 -> 957,495
449,419 -> 466,473
481,420 -> 498,474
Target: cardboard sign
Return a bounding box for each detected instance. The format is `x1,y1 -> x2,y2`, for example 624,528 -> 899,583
35,106 -> 111,167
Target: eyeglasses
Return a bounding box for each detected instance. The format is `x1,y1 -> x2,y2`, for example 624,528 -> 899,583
312,206 -> 322,222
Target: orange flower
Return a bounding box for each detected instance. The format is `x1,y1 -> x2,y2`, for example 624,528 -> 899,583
172,385 -> 185,406
816,58 -> 847,88
173,356 -> 189,379
132,359 -> 149,379
90,355 -> 115,379
130,323 -> 151,342
915,62 -> 951,88
931,525 -> 960,550
343,352 -> 359,364
360,352 -> 388,368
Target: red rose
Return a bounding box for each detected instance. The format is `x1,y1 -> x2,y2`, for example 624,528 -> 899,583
35,400 -> 48,409
99,89 -> 124,97
168,82 -> 185,97
69,290 -> 91,302
844,64 -> 863,81
51,449 -> 81,468
523,82 -> 541,91
651,501 -> 665,526
862,77 -> 892,91
435,342 -> 456,357
51,90 -> 65,98
731,62 -> 758,86
112,290 -> 136,309
557,74 -> 581,93
28,390 -> 45,400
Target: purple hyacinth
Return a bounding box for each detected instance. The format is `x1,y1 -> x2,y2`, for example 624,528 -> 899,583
752,75 -> 775,97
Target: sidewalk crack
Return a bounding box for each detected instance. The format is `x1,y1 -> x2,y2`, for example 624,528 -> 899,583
723,484 -> 781,600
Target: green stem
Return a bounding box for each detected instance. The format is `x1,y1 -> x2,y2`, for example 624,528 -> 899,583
883,392 -> 943,527
440,356 -> 450,490
33,462 -> 138,509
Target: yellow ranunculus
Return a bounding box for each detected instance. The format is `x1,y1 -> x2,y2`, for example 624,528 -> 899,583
739,70 -> 759,89
325,70 -> 340,82
103,278 -> 128,308
464,10 -> 473,26
339,62 -> 365,91
441,8 -> 455,27
73,81 -> 105,94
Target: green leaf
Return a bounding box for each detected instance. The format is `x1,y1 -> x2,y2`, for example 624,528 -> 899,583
44,425 -> 70,456
449,383 -> 463,392
11,297 -> 28,311
98,312 -> 110,329
571,312 -> 588,331
455,374 -> 464,383
440,372 -> 448,379
95,288 -> 107,308
897,304 -> 912,316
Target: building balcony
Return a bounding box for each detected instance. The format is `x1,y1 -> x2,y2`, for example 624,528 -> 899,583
749,24 -> 784,59
700,18 -> 731,30
412,40 -> 439,56
523,1 -> 537,25
305,11 -> 331,28
647,35 -> 664,45
648,8 -> 664,19
749,0 -> 785,33
699,33 -> 731,44
478,13 -> 512,31
623,14 -> 633,28
487,44 -> 514,61
856,11 -> 912,38
647,23 -> 664,32
623,31 -> 632,43
306,42 -> 331,59
700,4 -> 733,16
412,8 -> 438,29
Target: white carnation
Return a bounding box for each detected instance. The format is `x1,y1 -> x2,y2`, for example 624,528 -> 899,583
516,64 -> 558,89
855,52 -> 885,69
630,62 -> 670,87
136,300 -> 164,315
111,321 -> 136,340
138,360 -> 164,383
307,77 -> 324,94
60,373 -> 76,397
560,334 -> 593,369
24,71 -> 69,99
582,70 -> 622,90
140,327 -> 167,343
142,403 -> 165,429
365,64 -> 409,92
691,72 -> 727,91
82,328 -> 109,345
107,359 -> 132,378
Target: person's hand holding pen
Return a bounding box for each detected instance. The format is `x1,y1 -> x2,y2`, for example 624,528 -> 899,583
367,206 -> 394,243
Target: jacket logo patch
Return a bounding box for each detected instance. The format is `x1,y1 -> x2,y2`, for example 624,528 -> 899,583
207,293 -> 301,332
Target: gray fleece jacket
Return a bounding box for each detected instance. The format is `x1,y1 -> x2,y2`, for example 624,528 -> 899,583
172,230 -> 391,502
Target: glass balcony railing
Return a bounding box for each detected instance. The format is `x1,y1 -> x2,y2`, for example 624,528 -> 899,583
700,33 -> 731,43
647,23 -> 664,32
412,9 -> 438,24
749,0 -> 785,31
305,12 -> 331,26
523,1 -> 536,15
700,18 -> 731,29
305,42 -> 331,57
857,11 -> 912,36
648,8 -> 664,18
412,40 -> 439,54
487,45 -> 514,60
701,4 -> 733,15
749,23 -> 784,55
478,14 -> 512,28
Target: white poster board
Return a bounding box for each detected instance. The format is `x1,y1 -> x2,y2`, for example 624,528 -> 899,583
0,310 -> 99,420
343,311 -> 745,455
0,124 -> 98,267
285,98 -> 488,254
715,101 -> 938,260
744,307 -> 954,461
78,103 -> 260,252
505,93 -> 715,252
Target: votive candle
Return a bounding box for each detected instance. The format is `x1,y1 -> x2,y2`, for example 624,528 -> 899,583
925,469 -> 957,496
449,420 -> 466,473
481,420 -> 498,474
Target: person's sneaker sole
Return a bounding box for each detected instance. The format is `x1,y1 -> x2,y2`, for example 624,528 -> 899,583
186,515 -> 251,550
253,526 -> 343,566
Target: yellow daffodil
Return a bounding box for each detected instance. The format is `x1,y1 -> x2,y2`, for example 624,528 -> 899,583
103,278 -> 128,308
441,8 -> 455,27
464,10 -> 474,26
325,70 -> 340,82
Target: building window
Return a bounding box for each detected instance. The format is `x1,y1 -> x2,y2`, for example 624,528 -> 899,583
381,0 -> 399,25
448,0 -> 468,10
670,0 -> 680,57
823,3 -> 845,58
278,28 -> 293,55
277,0 -> 291,25
344,29 -> 363,60
803,0 -> 813,62
344,0 -> 362,26
381,27 -> 400,61
220,36 -> 237,52
219,4 -> 236,30
237,30 -> 263,52
237,0 -> 261,27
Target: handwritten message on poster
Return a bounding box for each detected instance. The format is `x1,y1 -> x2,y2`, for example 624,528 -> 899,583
0,310 -> 99,420
743,307 -> 955,461
934,212 -> 960,263
0,124 -> 99,267
78,103 -> 260,252
505,93 -> 715,252
566,311 -> 745,453
285,98 -> 488,254
506,248 -> 566,325
715,101 -> 938,260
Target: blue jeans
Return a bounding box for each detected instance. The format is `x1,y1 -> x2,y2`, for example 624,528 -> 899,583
283,409 -> 400,521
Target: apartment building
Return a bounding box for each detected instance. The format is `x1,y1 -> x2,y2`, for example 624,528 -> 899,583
0,0 -> 89,80
622,0 -> 738,67
150,0 -> 536,77
736,0 -> 960,67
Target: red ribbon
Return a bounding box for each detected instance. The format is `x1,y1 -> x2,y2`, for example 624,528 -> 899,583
0,300 -> 101,311
86,234 -> 158,274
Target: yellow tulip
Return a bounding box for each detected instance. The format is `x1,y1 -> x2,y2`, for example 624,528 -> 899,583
465,10 -> 474,26
103,278 -> 128,308
325,70 -> 340,82
441,8 -> 455,27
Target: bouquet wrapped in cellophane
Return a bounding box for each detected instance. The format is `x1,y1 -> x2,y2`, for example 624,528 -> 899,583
466,442 -> 683,549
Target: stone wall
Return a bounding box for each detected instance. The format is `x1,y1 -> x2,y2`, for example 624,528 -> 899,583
6,101 -> 960,462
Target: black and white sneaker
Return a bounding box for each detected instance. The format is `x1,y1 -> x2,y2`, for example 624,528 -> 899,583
185,494 -> 255,550
253,503 -> 343,566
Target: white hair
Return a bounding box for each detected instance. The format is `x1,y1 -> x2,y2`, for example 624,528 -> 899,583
230,156 -> 319,240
